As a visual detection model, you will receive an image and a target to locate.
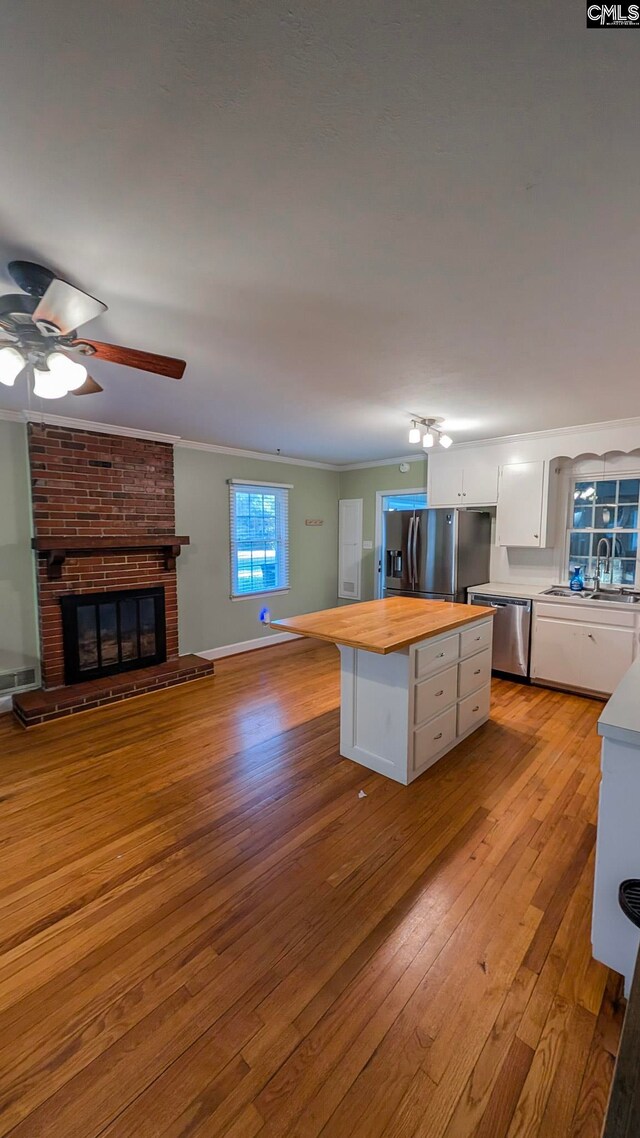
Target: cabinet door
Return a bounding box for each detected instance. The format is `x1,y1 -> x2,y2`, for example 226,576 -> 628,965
428,454 -> 463,507
496,461 -> 544,547
461,454 -> 499,506
531,617 -> 581,688
531,616 -> 635,695
580,624 -> 635,694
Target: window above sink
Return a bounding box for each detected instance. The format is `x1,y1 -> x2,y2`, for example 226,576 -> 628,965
567,476 -> 639,587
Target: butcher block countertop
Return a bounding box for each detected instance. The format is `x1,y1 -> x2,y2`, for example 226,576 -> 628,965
270,597 -> 495,655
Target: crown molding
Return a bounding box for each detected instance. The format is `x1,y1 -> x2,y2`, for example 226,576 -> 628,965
417,415 -> 640,453
16,409 -> 182,445
2,407 -> 639,471
338,454 -> 427,471
177,438 -> 339,471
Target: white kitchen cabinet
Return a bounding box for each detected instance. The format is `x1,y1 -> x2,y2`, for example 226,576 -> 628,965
428,451 -> 498,508
462,452 -> 500,506
531,603 -> 637,696
496,460 -> 558,548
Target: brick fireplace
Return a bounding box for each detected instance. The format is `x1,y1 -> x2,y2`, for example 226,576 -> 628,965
13,423 -> 213,726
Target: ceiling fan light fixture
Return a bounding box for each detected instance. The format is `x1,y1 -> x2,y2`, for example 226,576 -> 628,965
46,350 -> 87,391
0,345 -> 25,386
32,365 -> 71,400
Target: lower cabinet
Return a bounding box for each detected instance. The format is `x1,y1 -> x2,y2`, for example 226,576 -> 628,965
410,618 -> 493,776
531,603 -> 637,696
413,706 -> 458,771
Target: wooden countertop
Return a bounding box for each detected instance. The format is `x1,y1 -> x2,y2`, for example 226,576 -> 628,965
270,597 -> 495,654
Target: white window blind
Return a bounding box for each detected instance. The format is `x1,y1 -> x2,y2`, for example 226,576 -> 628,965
229,480 -> 291,598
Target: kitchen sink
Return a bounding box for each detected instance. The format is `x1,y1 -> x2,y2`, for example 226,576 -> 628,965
591,592 -> 640,603
542,587 -> 640,603
543,587 -> 588,598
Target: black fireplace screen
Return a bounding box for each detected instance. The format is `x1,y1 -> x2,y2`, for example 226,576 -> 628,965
60,587 -> 166,684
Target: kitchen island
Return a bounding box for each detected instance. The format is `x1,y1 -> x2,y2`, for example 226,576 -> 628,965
271,597 -> 494,784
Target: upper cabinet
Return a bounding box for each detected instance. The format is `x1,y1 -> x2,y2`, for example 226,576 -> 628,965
428,451 -> 498,508
496,460 -> 558,548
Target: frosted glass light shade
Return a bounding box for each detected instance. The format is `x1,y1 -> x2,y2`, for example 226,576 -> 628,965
439,433 -> 453,449
0,346 -> 24,387
422,430 -> 434,448
46,351 -> 87,391
32,366 -> 70,400
408,425 -> 421,445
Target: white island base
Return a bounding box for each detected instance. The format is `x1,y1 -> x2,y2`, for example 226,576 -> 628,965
338,615 -> 493,785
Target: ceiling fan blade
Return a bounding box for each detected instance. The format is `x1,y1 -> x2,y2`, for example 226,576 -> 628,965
71,375 -> 103,396
73,339 -> 186,379
33,279 -> 107,336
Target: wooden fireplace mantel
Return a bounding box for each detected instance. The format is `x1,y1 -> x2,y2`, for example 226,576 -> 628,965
31,535 -> 191,579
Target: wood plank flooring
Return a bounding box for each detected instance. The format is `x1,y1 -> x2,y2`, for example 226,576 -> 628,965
0,638 -> 625,1137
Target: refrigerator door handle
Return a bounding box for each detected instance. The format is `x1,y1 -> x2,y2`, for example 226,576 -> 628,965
412,515 -> 420,592
407,515 -> 415,587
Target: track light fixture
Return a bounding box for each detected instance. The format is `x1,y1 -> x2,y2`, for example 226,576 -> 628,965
407,416 -> 454,450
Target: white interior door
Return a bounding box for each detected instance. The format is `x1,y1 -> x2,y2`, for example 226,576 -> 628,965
338,498 -> 363,600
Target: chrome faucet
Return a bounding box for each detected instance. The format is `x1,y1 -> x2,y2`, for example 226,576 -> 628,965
595,536 -> 611,587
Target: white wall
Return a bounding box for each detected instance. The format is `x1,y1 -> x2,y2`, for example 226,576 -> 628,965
175,445 -> 340,654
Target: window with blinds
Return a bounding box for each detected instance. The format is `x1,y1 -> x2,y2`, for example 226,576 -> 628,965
229,480 -> 291,598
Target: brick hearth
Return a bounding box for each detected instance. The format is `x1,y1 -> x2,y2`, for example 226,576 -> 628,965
13,655 -> 213,727
14,423 -> 213,726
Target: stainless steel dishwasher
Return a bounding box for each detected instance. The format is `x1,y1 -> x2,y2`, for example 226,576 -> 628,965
469,594 -> 532,678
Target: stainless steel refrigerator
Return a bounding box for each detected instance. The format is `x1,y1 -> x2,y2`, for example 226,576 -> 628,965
383,508 -> 491,603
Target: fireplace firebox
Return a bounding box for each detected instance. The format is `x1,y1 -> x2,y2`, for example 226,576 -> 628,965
60,587 -> 167,685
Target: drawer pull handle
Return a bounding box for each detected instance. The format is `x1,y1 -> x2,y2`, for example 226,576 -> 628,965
436,651 -> 445,658
474,668 -> 481,675
435,689 -> 444,697
472,705 -> 479,713
474,636 -> 481,641
434,732 -> 443,741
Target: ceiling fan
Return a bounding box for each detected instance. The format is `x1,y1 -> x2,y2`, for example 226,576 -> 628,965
0,261 -> 186,399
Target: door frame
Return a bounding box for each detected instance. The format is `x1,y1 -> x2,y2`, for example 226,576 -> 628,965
374,487 -> 428,599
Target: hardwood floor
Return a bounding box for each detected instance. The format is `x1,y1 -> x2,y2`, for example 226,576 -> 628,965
0,638 -> 624,1137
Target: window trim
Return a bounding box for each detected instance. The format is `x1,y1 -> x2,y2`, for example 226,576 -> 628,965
565,472 -> 640,588
228,479 -> 292,600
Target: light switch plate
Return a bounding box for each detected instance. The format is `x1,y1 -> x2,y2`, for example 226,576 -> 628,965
362,540 -> 373,550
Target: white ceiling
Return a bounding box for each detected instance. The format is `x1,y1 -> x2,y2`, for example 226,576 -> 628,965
0,1 -> 638,464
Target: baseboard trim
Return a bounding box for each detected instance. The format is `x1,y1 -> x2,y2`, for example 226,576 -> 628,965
197,631 -> 302,661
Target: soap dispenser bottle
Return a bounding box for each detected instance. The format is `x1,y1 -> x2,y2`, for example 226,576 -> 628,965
569,566 -> 584,592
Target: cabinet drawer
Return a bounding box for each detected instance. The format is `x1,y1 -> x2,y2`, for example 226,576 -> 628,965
413,706 -> 457,772
457,685 -> 491,736
415,633 -> 459,678
414,665 -> 458,725
459,649 -> 491,699
460,620 -> 492,658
